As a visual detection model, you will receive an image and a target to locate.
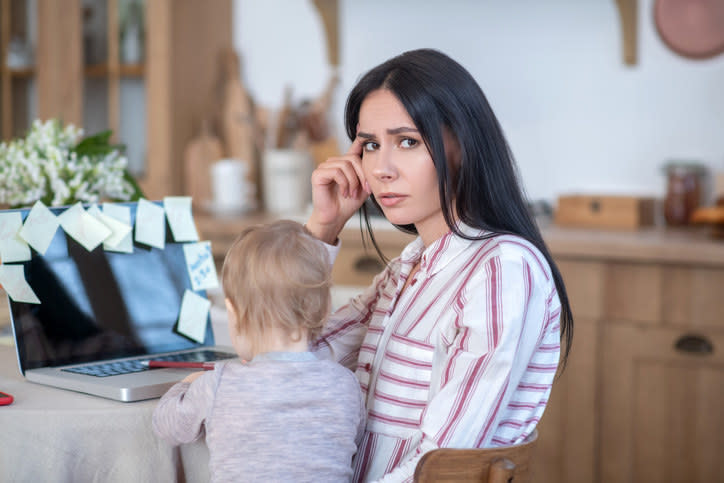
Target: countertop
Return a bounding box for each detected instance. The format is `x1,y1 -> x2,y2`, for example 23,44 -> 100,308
194,212 -> 724,267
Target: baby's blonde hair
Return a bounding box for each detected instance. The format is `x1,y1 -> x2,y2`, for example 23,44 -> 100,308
221,220 -> 331,352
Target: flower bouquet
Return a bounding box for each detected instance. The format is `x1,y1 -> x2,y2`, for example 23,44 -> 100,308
0,119 -> 143,208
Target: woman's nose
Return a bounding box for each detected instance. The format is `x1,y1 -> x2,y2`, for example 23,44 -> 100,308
371,148 -> 397,180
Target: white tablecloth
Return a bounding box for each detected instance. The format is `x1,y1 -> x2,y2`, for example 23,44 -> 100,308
0,342 -> 210,483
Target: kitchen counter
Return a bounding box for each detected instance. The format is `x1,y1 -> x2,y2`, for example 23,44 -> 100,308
196,211 -> 724,267
542,224 -> 724,267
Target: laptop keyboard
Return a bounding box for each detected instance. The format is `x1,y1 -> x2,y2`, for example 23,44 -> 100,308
61,350 -> 236,377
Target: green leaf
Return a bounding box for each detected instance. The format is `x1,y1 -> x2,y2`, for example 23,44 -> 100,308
72,130 -> 126,157
121,169 -> 145,202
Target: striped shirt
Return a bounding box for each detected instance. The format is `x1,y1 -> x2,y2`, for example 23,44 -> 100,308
313,224 -> 561,482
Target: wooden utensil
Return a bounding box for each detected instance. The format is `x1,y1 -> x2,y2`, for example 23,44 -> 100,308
220,48 -> 257,186
183,120 -> 224,210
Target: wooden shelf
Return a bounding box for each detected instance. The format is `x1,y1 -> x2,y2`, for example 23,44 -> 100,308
84,63 -> 144,78
5,67 -> 34,79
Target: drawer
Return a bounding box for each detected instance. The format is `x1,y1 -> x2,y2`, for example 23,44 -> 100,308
662,265 -> 724,329
604,262 -> 663,325
556,259 -> 606,320
333,228 -> 413,287
332,246 -> 387,287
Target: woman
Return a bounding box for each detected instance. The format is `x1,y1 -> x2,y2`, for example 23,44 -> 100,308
306,48 -> 573,482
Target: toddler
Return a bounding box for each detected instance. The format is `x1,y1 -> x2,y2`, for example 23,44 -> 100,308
153,220 -> 366,482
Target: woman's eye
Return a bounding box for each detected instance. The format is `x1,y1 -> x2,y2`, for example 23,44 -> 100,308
362,142 -> 378,152
400,138 -> 418,148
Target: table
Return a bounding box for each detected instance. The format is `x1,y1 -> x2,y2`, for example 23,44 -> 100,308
0,342 -> 210,482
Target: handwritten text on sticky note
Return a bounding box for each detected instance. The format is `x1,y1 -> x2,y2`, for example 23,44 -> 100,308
183,241 -> 219,291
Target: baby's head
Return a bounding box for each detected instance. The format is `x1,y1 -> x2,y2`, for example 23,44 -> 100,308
221,220 -> 332,359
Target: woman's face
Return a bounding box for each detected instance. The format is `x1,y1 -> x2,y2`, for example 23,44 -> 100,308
358,89 -> 449,245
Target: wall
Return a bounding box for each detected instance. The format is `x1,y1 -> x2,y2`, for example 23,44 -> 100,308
233,0 -> 724,203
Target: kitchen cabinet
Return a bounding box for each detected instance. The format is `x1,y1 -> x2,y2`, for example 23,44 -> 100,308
536,227 -> 724,483
1,0 -> 232,199
0,0 -> 35,140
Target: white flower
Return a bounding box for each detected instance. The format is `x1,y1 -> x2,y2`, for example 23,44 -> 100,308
0,119 -> 137,207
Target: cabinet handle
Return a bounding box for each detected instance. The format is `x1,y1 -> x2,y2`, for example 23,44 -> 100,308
353,255 -> 384,274
674,334 -> 714,355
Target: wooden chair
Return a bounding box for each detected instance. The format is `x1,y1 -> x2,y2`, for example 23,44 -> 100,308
413,429 -> 538,483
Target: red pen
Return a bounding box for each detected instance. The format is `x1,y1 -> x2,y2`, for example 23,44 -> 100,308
142,361 -> 216,370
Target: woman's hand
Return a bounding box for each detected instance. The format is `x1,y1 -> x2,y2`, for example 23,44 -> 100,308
306,138 -> 371,244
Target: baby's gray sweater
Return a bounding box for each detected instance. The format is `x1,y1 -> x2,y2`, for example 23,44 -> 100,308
152,352 -> 366,482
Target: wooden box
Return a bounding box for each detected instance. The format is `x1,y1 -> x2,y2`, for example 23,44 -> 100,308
554,195 -> 656,230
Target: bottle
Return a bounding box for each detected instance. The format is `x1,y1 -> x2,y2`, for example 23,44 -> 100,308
663,162 -> 706,226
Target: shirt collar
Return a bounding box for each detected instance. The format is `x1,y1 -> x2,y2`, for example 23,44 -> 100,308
251,351 -> 318,363
399,222 -> 486,277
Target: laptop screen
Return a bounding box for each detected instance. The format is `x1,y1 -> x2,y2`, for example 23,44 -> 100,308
9,202 -> 214,372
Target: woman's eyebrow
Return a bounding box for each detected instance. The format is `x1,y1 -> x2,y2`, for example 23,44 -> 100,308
357,127 -> 419,139
387,126 -> 418,135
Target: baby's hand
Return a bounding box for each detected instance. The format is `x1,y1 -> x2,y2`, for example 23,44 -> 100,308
182,371 -> 204,383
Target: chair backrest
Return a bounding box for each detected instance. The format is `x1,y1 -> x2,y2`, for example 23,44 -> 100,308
413,429 -> 538,483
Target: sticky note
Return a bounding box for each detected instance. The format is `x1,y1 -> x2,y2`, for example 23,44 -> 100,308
18,201 -> 60,255
87,204 -> 133,252
0,212 -> 31,263
101,203 -> 134,253
58,203 -> 112,252
164,197 -> 199,242
0,264 -> 40,304
135,199 -> 166,249
176,290 -> 211,343
183,241 -> 219,291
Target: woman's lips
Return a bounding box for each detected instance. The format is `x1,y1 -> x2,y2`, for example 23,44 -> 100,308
377,192 -> 407,207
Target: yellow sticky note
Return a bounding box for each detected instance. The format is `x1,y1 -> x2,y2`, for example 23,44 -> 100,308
18,201 -> 60,255
135,199 -> 166,249
183,241 -> 219,291
87,204 -> 133,251
176,289 -> 211,343
102,203 -> 134,253
0,212 -> 31,263
58,203 -> 112,251
0,264 -> 40,304
164,197 -> 199,242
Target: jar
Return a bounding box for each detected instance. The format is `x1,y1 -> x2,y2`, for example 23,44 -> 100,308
663,162 -> 706,226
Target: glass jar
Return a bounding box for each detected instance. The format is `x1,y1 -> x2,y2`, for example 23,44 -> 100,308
663,162 -> 707,226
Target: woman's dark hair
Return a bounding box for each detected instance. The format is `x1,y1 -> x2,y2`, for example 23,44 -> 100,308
345,48 -> 573,366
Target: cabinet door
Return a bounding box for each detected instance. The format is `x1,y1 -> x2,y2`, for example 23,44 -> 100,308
531,259 -> 602,483
532,317 -> 598,483
601,324 -> 724,483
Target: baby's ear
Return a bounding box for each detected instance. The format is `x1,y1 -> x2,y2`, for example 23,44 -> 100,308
225,298 -> 240,330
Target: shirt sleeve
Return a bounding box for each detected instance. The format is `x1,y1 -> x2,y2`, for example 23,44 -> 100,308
374,254 -> 558,483
313,264 -> 396,371
151,369 -> 221,445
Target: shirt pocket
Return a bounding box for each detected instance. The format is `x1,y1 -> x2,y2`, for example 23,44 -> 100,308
368,332 -> 435,438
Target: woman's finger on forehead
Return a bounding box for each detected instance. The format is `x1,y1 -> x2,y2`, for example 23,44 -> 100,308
346,136 -> 364,156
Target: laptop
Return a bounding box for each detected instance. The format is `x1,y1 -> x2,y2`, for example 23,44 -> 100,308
7,202 -> 236,402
